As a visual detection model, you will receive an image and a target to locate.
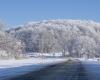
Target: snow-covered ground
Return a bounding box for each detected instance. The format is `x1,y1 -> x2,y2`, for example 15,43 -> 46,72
26,52 -> 64,57
80,58 -> 100,64
0,58 -> 67,80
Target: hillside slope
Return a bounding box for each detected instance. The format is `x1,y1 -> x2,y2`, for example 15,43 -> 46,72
8,19 -> 100,58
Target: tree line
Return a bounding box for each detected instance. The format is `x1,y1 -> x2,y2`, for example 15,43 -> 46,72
8,20 -> 100,58
0,22 -> 24,59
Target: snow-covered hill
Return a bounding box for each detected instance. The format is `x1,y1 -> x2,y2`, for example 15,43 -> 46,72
8,19 -> 100,58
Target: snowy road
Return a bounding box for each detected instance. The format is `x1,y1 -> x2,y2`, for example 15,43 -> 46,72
82,60 -> 100,80
9,59 -> 100,80
0,58 -> 67,80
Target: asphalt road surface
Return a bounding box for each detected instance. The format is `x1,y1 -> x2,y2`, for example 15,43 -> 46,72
9,60 -> 89,80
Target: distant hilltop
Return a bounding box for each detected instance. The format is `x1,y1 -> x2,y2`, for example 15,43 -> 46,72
8,19 -> 100,58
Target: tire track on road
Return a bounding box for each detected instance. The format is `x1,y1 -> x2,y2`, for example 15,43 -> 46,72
9,60 -> 89,80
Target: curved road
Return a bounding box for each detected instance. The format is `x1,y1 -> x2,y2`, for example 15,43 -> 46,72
9,60 -> 89,80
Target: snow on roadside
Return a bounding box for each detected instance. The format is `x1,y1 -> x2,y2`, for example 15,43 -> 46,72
80,58 -> 100,64
0,58 -> 67,80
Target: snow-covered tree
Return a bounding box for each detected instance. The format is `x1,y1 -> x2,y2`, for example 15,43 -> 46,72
8,19 -> 100,58
72,36 -> 97,58
0,22 -> 24,59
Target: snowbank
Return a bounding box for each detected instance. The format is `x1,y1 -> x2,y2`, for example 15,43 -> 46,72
79,58 -> 100,64
0,58 -> 67,80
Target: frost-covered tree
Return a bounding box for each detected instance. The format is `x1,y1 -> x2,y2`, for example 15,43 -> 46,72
0,31 -> 24,58
0,22 -> 24,59
8,19 -> 100,58
72,36 -> 97,58
0,21 -> 5,30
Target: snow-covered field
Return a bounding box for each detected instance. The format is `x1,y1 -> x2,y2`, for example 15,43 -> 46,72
0,58 -> 67,80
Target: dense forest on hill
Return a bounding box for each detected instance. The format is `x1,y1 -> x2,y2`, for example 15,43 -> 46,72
1,20 -> 100,58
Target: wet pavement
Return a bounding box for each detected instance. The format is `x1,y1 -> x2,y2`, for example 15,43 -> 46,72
9,60 -> 89,80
